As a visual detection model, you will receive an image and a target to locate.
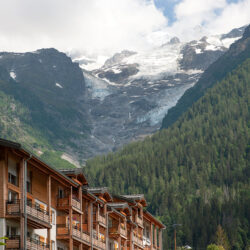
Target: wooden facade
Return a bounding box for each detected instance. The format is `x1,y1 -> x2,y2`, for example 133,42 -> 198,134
0,139 -> 165,250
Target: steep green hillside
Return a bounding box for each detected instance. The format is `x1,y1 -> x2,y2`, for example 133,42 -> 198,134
85,59 -> 250,249
0,81 -> 76,169
0,49 -> 89,164
162,24 -> 250,129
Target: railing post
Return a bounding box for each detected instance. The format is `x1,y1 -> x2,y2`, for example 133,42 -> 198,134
69,187 -> 73,250
20,159 -> 25,250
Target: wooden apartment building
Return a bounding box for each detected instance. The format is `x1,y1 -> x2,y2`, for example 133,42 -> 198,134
0,139 -> 165,250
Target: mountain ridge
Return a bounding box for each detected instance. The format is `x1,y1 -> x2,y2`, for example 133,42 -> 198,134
162,24 -> 250,129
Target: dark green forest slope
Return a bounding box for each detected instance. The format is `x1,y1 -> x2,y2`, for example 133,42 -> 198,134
85,59 -> 250,249
162,24 -> 250,129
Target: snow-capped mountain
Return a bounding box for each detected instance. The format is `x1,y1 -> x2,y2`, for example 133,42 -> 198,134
70,26 -> 244,154
0,26 -> 246,163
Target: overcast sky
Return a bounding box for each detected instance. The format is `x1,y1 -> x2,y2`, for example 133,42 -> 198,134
0,0 -> 249,56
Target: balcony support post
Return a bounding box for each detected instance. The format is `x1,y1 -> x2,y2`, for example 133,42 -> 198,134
154,226 -> 157,248
47,175 -> 51,249
150,223 -> 154,250
130,227 -> 133,250
69,187 -> 73,250
20,158 -> 25,250
79,186 -> 83,250
90,202 -> 93,250
97,203 -> 99,240
159,229 -> 162,250
118,217 -> 121,249
118,235 -> 121,250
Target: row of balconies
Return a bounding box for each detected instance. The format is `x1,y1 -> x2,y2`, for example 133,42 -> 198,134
5,235 -> 49,250
56,225 -> 105,249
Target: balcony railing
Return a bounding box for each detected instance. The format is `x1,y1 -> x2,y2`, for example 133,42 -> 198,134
6,200 -> 50,225
6,199 -> 20,215
120,227 -> 127,237
72,197 -> 81,210
5,235 -> 20,249
57,196 -> 81,211
5,235 -> 49,250
57,224 -> 91,244
57,224 -> 70,236
109,227 -> 119,235
92,235 -> 105,250
82,230 -> 90,243
26,203 -> 50,224
98,214 -> 106,225
133,234 -> 143,247
136,216 -> 143,226
26,237 -> 49,250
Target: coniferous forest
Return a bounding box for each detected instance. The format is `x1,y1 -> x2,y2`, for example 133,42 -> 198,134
85,59 -> 250,249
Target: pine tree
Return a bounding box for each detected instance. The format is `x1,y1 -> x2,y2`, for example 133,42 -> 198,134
215,225 -> 230,250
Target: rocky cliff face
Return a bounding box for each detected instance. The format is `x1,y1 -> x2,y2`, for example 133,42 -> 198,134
0,26 -> 246,163
73,26 -> 245,158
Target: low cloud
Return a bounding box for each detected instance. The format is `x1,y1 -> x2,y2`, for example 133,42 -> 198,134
166,0 -> 250,41
0,0 -> 167,55
0,0 -> 249,56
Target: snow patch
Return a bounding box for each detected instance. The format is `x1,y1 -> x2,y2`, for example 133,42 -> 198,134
10,71 -> 16,80
55,82 -> 63,88
124,43 -> 182,78
195,48 -> 202,54
205,44 -> 218,51
112,67 -> 122,74
221,37 -> 241,48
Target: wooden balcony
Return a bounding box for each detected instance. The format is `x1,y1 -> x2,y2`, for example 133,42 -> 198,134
109,227 -> 120,238
133,235 -> 143,248
5,236 -> 49,250
136,216 -> 143,227
97,214 -> 106,226
26,203 -> 50,228
5,235 -> 20,249
120,226 -> 127,238
72,197 -> 81,210
6,200 -> 20,215
57,225 -> 91,246
57,225 -> 70,237
6,200 -> 51,229
26,237 -> 50,250
81,231 -> 90,244
93,236 -> 106,250
57,196 -> 81,213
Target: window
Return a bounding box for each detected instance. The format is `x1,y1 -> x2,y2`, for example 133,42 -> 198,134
27,181 -> 31,193
8,190 -> 18,203
8,158 -> 18,186
27,171 -> 32,193
8,173 -> 18,186
108,217 -> 113,228
6,225 -> 17,236
58,187 -> 64,198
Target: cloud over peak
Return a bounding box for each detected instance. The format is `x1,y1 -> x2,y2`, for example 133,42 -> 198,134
0,0 -> 249,56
